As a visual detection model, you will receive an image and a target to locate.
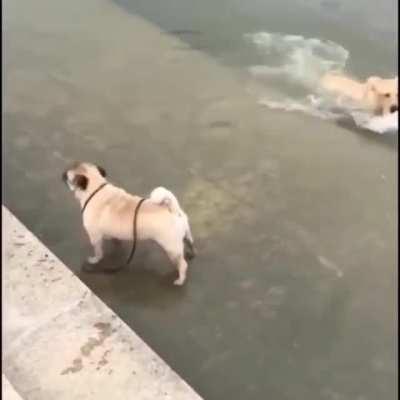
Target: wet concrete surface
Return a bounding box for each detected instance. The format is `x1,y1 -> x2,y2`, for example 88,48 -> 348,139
3,207 -> 202,400
3,0 -> 397,399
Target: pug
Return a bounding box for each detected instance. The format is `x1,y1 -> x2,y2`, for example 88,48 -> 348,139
62,162 -> 195,285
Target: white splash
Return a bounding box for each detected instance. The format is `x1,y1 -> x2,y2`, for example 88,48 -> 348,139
246,31 -> 349,87
258,96 -> 341,120
351,111 -> 398,134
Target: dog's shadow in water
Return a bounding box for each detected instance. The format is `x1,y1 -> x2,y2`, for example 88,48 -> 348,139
335,116 -> 398,149
76,240 -> 189,309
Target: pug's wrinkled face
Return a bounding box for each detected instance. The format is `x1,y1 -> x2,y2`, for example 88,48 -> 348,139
62,162 -> 107,198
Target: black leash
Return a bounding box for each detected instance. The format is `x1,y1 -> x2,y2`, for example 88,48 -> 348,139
81,182 -> 108,215
126,197 -> 146,264
80,182 -> 145,265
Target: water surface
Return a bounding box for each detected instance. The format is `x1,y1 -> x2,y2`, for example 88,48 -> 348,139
3,0 -> 397,399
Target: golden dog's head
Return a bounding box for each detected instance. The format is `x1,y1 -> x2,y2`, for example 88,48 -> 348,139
62,162 -> 107,200
366,76 -> 398,115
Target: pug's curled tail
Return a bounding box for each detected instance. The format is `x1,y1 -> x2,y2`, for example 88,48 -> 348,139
150,186 -> 195,257
149,186 -> 183,215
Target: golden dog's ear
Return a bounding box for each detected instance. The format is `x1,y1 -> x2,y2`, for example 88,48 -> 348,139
73,174 -> 88,190
97,165 -> 107,177
366,76 -> 380,91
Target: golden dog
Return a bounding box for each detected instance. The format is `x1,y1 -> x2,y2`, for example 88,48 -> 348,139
321,73 -> 398,115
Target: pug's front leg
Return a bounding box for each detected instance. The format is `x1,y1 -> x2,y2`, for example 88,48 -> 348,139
87,233 -> 104,264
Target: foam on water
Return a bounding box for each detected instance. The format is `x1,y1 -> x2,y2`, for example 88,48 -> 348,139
351,111 -> 398,134
246,31 -> 349,87
246,31 -> 398,134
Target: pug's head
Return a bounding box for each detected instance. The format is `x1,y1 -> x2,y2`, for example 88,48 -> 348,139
62,162 -> 107,201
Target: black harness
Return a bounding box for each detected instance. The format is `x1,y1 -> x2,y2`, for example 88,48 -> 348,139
81,182 -> 145,264
81,182 -> 108,215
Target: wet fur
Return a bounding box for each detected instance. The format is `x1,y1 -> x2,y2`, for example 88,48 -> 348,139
321,73 -> 398,115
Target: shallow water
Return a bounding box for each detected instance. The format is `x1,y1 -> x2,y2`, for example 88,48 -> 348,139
3,0 -> 398,399
115,0 -> 399,132
115,0 -> 397,77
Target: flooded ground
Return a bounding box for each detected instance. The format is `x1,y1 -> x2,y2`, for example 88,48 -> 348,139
114,0 -> 397,77
3,0 -> 397,399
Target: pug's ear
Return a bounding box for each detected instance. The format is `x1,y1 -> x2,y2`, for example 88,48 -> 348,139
97,165 -> 107,177
73,174 -> 88,190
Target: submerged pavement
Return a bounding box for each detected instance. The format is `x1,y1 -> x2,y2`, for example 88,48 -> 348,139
3,0 -> 397,399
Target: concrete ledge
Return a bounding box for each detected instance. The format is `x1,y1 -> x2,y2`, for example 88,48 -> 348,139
2,206 -> 202,400
3,376 -> 23,400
